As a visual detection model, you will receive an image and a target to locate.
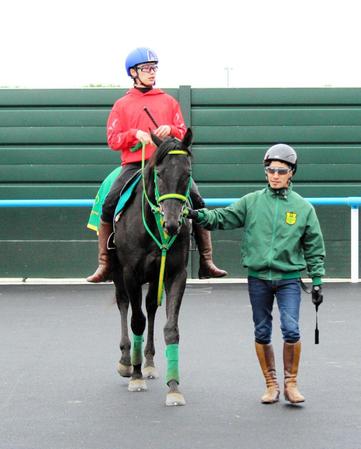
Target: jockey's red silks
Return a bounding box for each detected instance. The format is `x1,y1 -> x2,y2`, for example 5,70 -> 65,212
107,88 -> 186,166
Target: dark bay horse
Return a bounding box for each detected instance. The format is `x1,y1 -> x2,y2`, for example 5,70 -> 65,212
112,128 -> 193,406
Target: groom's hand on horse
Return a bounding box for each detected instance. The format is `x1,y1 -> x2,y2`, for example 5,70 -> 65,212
185,208 -> 199,220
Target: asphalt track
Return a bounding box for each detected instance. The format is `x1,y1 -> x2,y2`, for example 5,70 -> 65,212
1,282 -> 360,449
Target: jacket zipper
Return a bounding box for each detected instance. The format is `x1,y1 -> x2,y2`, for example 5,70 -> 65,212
267,195 -> 280,280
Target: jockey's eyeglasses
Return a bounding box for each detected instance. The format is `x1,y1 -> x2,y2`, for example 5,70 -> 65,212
137,64 -> 158,73
265,166 -> 291,175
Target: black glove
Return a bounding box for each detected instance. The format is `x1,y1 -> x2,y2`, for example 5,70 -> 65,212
185,208 -> 199,220
312,285 -> 323,308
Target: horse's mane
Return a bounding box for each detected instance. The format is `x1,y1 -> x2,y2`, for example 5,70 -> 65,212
150,137 -> 192,167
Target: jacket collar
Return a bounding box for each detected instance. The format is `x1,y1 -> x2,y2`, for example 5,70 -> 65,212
267,183 -> 292,199
127,87 -> 164,96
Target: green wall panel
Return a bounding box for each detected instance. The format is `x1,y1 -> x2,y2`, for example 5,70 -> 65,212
0,126 -> 105,144
0,164 -> 118,182
0,146 -> 119,165
0,184 -> 101,200
0,241 -> 97,278
0,109 -> 110,126
192,164 -> 361,182
0,88 -> 178,106
193,125 -> 361,144
192,145 -> 361,165
0,208 -> 93,240
191,88 -> 361,105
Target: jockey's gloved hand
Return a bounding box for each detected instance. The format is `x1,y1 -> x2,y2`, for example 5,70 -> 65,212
185,208 -> 199,220
312,285 -> 323,308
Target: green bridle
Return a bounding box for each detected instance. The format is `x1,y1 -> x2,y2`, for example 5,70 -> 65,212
141,144 -> 191,306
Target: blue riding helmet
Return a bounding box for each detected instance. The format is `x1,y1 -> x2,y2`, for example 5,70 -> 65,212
125,47 -> 158,76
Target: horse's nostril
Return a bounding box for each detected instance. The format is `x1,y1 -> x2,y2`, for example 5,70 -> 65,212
164,221 -> 179,237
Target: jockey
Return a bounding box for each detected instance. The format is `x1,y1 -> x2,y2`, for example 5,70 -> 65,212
87,47 -> 227,283
186,144 -> 325,404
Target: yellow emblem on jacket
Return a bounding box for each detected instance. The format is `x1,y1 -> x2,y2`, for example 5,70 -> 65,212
286,212 -> 297,225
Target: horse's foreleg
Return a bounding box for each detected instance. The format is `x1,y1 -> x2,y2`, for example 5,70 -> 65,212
163,270 -> 187,406
114,280 -> 132,378
127,282 -> 147,392
143,281 -> 159,379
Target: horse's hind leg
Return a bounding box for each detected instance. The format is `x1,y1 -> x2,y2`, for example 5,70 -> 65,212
143,281 -> 159,379
114,278 -> 132,378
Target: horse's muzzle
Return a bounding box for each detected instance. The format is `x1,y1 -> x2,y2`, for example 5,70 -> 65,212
162,218 -> 182,237
159,201 -> 184,236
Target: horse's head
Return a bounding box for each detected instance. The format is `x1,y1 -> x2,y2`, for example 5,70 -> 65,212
149,128 -> 193,237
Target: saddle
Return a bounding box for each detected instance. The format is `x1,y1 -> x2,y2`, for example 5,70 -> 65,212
114,172 -> 142,221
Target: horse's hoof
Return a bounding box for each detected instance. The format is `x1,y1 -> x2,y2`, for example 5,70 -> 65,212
165,392 -> 186,406
128,379 -> 147,392
117,362 -> 133,378
143,366 -> 159,379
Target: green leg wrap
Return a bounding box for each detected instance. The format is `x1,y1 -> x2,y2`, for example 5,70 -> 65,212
165,343 -> 179,384
131,333 -> 144,366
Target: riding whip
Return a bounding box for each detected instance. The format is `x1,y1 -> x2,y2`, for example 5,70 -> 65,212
300,280 -> 320,345
312,286 -> 323,345
144,107 -> 159,128
314,304 -> 319,344
130,108 -> 159,153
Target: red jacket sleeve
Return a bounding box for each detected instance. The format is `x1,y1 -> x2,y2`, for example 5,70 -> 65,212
169,100 -> 187,140
106,106 -> 138,151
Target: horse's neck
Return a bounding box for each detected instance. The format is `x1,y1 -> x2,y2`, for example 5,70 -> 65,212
139,168 -> 156,219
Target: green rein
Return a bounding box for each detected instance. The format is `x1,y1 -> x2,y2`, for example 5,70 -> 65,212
140,143 -> 191,306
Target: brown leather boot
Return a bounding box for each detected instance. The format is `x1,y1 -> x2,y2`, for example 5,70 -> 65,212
86,220 -> 113,283
193,224 -> 228,279
255,342 -> 280,404
283,341 -> 305,403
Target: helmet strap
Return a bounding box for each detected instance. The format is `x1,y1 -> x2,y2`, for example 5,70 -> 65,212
134,78 -> 154,89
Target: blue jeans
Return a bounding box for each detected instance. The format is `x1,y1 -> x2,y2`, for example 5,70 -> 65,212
248,277 -> 301,344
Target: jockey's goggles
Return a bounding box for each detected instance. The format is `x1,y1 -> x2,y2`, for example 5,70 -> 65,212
136,64 -> 158,73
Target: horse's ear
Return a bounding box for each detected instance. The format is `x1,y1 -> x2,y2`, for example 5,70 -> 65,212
151,132 -> 163,148
182,128 -> 193,149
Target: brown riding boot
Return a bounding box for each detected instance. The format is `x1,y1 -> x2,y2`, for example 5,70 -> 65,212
193,224 -> 228,279
255,342 -> 280,404
283,341 -> 305,403
86,220 -> 113,283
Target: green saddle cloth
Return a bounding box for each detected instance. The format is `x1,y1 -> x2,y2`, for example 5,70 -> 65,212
87,167 -> 121,233
87,167 -> 141,233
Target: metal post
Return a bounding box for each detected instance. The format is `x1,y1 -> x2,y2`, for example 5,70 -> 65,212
350,206 -> 359,283
224,67 -> 233,87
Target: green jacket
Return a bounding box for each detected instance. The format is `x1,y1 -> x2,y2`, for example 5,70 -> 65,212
196,185 -> 325,285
